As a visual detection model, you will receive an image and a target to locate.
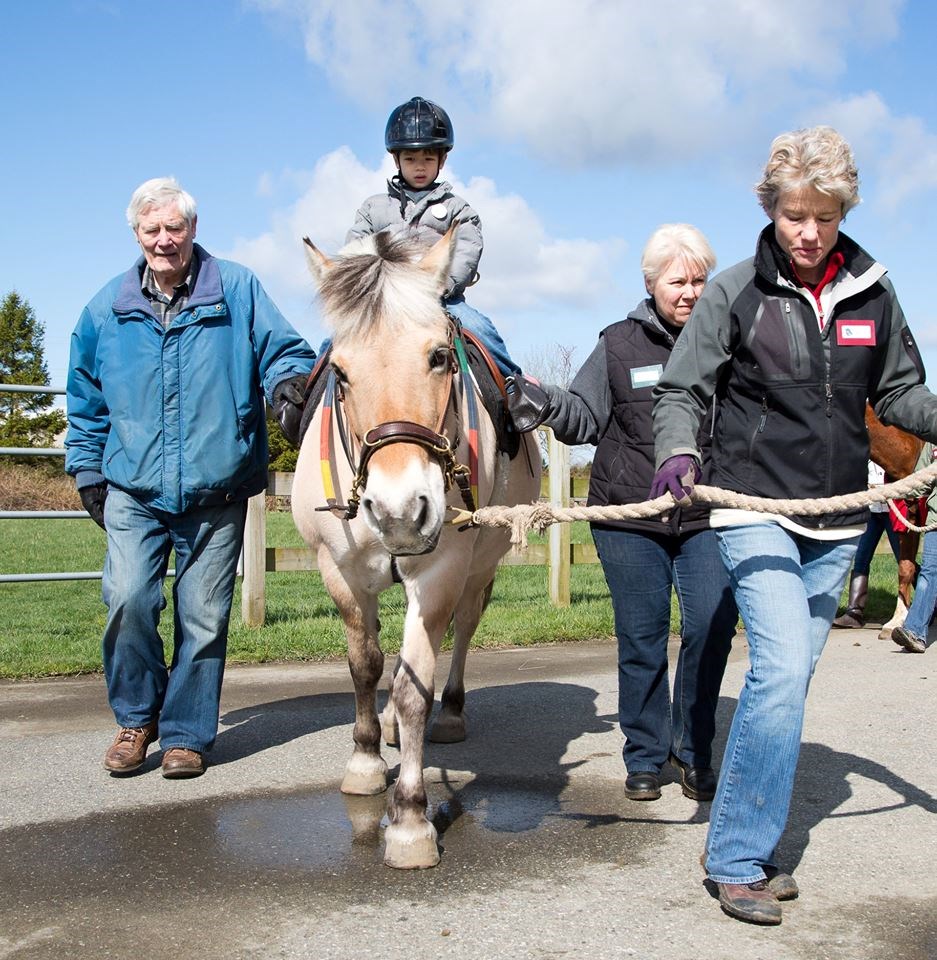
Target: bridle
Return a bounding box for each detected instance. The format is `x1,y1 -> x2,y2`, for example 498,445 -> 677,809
316,319 -> 477,522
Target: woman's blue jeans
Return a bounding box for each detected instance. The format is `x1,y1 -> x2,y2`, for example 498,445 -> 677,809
851,510 -> 900,575
705,523 -> 859,884
101,489 -> 247,752
903,530 -> 937,638
591,526 -> 737,773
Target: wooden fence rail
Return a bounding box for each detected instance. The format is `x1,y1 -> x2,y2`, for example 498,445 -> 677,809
240,428 -> 592,626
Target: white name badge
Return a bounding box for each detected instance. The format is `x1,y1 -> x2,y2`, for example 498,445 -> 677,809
630,363 -> 664,389
835,318 -> 876,346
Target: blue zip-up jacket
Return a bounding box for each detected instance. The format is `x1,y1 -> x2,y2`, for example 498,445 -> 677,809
65,245 -> 316,514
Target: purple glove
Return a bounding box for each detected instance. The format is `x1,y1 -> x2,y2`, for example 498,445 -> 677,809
649,455 -> 701,506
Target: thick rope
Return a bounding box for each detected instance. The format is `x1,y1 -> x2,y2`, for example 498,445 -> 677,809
458,459 -> 937,544
886,498 -> 937,534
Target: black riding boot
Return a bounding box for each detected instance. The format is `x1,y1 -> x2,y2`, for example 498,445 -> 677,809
832,573 -> 868,628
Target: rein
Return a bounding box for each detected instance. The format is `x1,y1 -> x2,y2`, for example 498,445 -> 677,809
316,325 -> 477,522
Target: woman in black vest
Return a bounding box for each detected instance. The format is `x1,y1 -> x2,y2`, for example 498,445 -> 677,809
508,224 -> 737,804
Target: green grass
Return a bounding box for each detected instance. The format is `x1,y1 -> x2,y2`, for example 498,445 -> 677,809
0,515 -> 906,678
0,515 -> 616,678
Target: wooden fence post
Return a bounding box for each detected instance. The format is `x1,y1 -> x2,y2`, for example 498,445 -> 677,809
547,428 -> 571,607
241,489 -> 267,627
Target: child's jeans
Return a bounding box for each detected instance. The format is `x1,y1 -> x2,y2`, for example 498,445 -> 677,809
445,297 -> 520,377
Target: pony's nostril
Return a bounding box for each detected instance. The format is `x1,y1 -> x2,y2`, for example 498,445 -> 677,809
415,495 -> 429,528
361,496 -> 375,519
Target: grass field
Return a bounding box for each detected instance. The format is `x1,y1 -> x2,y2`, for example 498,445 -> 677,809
0,513 -> 905,679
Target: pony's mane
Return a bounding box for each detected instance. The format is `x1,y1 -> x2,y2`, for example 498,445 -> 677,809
319,231 -> 447,343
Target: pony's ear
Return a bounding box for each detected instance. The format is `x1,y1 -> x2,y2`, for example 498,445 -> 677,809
418,226 -> 457,294
303,237 -> 333,285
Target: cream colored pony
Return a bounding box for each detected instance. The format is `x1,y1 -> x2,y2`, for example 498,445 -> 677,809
292,229 -> 540,869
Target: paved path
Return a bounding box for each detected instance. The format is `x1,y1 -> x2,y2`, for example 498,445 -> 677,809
0,627 -> 934,959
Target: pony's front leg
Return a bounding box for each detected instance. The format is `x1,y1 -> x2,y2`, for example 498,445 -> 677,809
384,590 -> 455,869
318,550 -> 388,796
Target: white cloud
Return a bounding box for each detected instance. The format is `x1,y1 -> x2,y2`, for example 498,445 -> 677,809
250,0 -> 902,165
223,146 -> 390,298
221,147 -> 620,316
822,92 -> 937,210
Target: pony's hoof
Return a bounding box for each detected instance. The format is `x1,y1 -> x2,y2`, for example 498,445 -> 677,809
428,710 -> 466,743
384,823 -> 440,869
341,754 -> 388,796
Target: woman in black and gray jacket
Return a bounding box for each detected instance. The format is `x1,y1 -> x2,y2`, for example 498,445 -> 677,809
651,126 -> 937,925
510,224 -> 737,804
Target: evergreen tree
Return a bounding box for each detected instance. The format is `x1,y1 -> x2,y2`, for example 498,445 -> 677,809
267,417 -> 299,473
0,291 -> 67,456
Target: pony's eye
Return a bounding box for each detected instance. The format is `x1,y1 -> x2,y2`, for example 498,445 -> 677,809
429,347 -> 451,372
330,363 -> 349,385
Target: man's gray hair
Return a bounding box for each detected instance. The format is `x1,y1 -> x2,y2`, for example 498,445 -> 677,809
641,223 -> 716,288
126,177 -> 197,230
755,126 -> 860,218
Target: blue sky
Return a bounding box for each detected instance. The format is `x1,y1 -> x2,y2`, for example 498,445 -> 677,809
3,0 -> 937,393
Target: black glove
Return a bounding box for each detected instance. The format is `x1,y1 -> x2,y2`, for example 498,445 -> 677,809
79,483 -> 108,530
505,375 -> 550,433
649,455 -> 701,506
272,374 -> 308,446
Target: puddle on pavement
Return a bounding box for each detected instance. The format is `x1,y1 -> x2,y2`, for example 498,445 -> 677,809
1,776 -> 935,960
0,773 -> 661,906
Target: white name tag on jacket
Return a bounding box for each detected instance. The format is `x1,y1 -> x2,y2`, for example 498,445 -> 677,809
630,363 -> 664,388
835,318 -> 876,346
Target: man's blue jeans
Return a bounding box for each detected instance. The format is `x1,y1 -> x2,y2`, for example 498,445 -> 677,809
591,526 -> 737,773
903,530 -> 936,639
445,297 -> 521,377
101,489 -> 247,752
706,523 -> 859,884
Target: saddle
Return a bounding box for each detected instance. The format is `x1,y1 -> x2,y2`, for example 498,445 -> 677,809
297,327 -> 521,458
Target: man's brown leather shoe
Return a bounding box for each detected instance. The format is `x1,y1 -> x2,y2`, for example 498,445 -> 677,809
716,880 -> 782,925
103,722 -> 158,773
161,747 -> 205,779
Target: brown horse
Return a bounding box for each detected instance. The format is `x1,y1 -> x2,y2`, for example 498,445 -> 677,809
866,405 -> 924,637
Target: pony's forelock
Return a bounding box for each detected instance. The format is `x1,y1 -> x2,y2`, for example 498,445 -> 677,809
320,232 -> 447,342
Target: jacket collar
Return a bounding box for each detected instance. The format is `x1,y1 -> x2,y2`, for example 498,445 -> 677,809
626,297 -> 679,346
113,244 -> 223,316
753,224 -> 882,292
387,175 -> 450,203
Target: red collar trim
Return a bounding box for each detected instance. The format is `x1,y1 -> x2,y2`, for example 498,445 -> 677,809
794,250 -> 844,298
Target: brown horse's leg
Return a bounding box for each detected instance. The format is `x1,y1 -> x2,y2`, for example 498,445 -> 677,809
881,531 -> 921,639
898,531 -> 921,608
318,550 -> 388,796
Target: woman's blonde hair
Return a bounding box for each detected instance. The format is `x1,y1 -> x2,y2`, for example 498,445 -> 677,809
641,223 -> 716,288
755,126 -> 860,217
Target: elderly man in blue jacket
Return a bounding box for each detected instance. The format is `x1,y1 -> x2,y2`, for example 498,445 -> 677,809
66,177 -> 315,779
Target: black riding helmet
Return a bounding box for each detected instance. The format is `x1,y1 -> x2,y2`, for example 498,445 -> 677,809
385,97 -> 454,153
